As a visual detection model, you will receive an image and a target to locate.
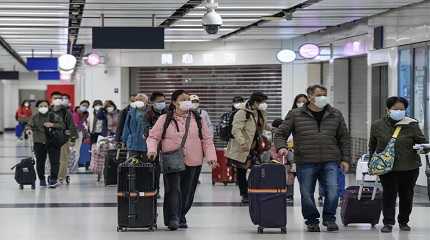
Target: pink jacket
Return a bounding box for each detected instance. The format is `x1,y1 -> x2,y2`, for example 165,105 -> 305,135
147,111 -> 217,167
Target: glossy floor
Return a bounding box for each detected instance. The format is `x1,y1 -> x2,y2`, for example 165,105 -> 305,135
0,133 -> 429,240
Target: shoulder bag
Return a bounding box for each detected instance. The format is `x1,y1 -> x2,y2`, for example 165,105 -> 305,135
368,126 -> 401,176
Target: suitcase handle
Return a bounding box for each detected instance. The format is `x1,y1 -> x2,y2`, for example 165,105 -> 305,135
358,172 -> 379,201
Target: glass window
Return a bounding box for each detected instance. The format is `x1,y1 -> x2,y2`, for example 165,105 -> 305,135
414,47 -> 426,131
398,49 -> 413,116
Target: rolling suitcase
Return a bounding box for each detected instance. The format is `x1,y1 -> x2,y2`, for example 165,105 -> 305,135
212,149 -> 235,186
341,173 -> 382,227
79,143 -> 91,167
117,158 -> 157,232
425,154 -> 430,201
248,162 -> 287,234
11,157 -> 36,190
104,149 -> 127,186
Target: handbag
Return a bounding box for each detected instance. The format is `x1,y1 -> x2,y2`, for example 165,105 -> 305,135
158,113 -> 191,174
46,127 -> 68,148
368,126 -> 401,176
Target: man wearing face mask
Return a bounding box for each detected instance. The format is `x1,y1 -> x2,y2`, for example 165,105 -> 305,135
91,100 -> 108,144
190,95 -> 214,137
274,85 -> 350,232
226,92 -> 269,204
50,92 -> 78,185
369,97 -> 426,233
115,94 -> 136,144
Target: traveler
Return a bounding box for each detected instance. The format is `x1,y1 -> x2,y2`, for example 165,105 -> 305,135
274,85 -> 350,232
15,100 -> 33,141
369,96 -> 426,233
218,96 -> 245,142
190,94 -> 214,136
50,92 -> 78,184
61,93 -> 72,110
26,100 -> 65,188
91,99 -> 107,143
226,92 -> 269,204
122,93 -> 149,159
72,100 -> 90,162
115,94 -> 136,143
104,100 -> 120,136
147,90 -> 217,231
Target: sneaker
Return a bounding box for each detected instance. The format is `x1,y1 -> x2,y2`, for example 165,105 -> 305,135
241,196 -> 249,204
179,222 -> 188,229
323,222 -> 339,232
168,221 -> 179,231
399,224 -> 411,231
307,224 -> 321,232
40,180 -> 47,187
48,180 -> 59,189
381,225 -> 393,233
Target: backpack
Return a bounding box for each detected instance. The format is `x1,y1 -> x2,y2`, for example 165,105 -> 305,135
161,110 -> 203,140
218,109 -> 255,142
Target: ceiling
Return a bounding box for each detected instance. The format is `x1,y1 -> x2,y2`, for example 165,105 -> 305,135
0,0 -> 425,71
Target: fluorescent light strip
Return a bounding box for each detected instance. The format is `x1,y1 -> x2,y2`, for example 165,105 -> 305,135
0,5 -> 67,9
182,18 -> 258,22
188,13 -> 274,16
164,39 -> 211,42
195,6 -> 287,10
166,28 -> 236,32
0,12 -> 67,16
18,51 -> 66,54
0,23 -> 68,26
0,18 -> 67,21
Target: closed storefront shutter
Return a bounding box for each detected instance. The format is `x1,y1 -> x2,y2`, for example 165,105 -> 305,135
130,65 -> 282,147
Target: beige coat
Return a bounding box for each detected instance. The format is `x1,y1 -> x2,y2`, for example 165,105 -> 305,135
226,107 -> 267,163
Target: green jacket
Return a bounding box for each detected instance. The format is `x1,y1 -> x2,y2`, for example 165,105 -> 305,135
369,116 -> 426,171
28,112 -> 65,144
51,106 -> 78,141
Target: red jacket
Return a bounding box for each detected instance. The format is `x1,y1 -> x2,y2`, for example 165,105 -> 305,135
16,107 -> 32,122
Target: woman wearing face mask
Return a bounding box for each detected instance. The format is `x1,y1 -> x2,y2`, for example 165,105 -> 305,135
26,100 -> 65,188
369,97 -> 426,233
72,100 -> 90,163
104,100 -> 120,136
15,100 -> 33,141
226,91 -> 269,204
122,94 -> 150,159
147,90 -> 217,231
91,100 -> 108,144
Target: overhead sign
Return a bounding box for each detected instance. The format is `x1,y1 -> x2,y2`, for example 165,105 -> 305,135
0,71 -> 19,80
299,43 -> 320,59
38,71 -> 60,80
93,27 -> 165,49
27,57 -> 58,71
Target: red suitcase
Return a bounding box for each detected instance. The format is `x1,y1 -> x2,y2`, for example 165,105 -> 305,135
212,149 -> 235,186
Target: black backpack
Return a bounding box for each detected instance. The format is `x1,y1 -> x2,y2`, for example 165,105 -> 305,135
161,110 -> 203,140
218,111 -> 235,141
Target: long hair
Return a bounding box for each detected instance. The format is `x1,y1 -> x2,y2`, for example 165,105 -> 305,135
292,94 -> 308,109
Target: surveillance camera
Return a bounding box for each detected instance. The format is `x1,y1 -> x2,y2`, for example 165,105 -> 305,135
202,9 -> 223,35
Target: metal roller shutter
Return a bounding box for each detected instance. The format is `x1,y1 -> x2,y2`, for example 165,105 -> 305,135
130,65 -> 282,147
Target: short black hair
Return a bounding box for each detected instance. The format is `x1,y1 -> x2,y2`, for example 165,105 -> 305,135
249,92 -> 268,104
50,91 -> 63,97
93,100 -> 103,107
386,96 -> 409,109
80,100 -> 90,106
272,118 -> 283,128
36,100 -> 49,107
62,93 -> 71,99
307,85 -> 327,96
105,100 -> 117,110
150,91 -> 165,102
232,96 -> 244,103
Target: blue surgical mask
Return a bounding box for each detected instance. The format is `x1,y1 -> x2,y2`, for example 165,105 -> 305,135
154,102 -> 166,111
389,110 -> 406,121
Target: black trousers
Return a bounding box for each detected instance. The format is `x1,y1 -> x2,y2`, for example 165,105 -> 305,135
34,143 -> 61,181
128,151 -> 161,193
163,165 -> 201,226
379,169 -> 419,225
237,168 -> 248,197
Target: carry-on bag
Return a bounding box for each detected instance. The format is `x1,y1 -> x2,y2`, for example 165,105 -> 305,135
248,162 -> 287,234
117,157 -> 157,232
11,141 -> 36,190
78,143 -> 91,167
212,149 -> 235,186
104,148 -> 127,186
341,173 -> 382,227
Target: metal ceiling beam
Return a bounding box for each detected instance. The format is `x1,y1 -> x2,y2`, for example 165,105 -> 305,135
67,0 -> 85,65
159,0 -> 204,27
219,0 -> 324,40
0,35 -> 28,70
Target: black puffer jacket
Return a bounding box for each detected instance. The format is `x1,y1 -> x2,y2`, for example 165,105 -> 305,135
274,105 -> 350,165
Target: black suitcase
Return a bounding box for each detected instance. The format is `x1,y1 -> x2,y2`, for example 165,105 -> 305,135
104,149 -> 127,186
248,163 -> 287,234
11,157 -> 36,190
341,184 -> 382,227
425,155 -> 430,201
117,158 -> 157,232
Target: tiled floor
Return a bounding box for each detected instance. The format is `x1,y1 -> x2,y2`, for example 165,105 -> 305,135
0,132 -> 429,240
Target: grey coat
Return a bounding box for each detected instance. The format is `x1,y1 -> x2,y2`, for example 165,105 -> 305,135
274,105 -> 351,165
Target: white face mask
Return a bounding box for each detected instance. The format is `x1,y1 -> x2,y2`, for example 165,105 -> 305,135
79,106 -> 88,112
94,105 -> 102,111
257,102 -> 268,111
24,102 -> 30,107
233,103 -> 241,109
314,96 -> 329,109
389,110 -> 406,121
52,99 -> 62,106
38,107 -> 49,114
134,101 -> 145,109
179,101 -> 193,111
130,102 -> 137,108
106,107 -> 115,113
153,102 -> 166,111
296,102 -> 305,108
62,99 -> 69,106
191,102 -> 200,110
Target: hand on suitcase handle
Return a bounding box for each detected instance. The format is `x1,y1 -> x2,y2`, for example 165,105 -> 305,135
147,152 -> 157,161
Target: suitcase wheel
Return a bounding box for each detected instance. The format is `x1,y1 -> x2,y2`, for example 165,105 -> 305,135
66,176 -> 71,185
223,182 -> 228,186
19,185 -> 24,190
117,226 -> 126,232
97,174 -> 101,182
212,181 -> 215,186
31,184 -> 36,190
343,224 -> 348,227
257,227 -> 264,234
281,227 -> 287,234
371,223 -> 377,228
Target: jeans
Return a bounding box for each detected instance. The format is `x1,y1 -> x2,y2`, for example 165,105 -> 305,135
379,169 -> 419,225
163,165 -> 201,226
34,143 -> 61,181
296,161 -> 339,225
319,166 -> 346,199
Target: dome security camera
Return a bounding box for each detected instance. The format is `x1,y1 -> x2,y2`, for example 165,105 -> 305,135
202,1 -> 223,35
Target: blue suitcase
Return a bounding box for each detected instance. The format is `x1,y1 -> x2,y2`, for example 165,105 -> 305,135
248,163 -> 287,234
79,143 -> 92,167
